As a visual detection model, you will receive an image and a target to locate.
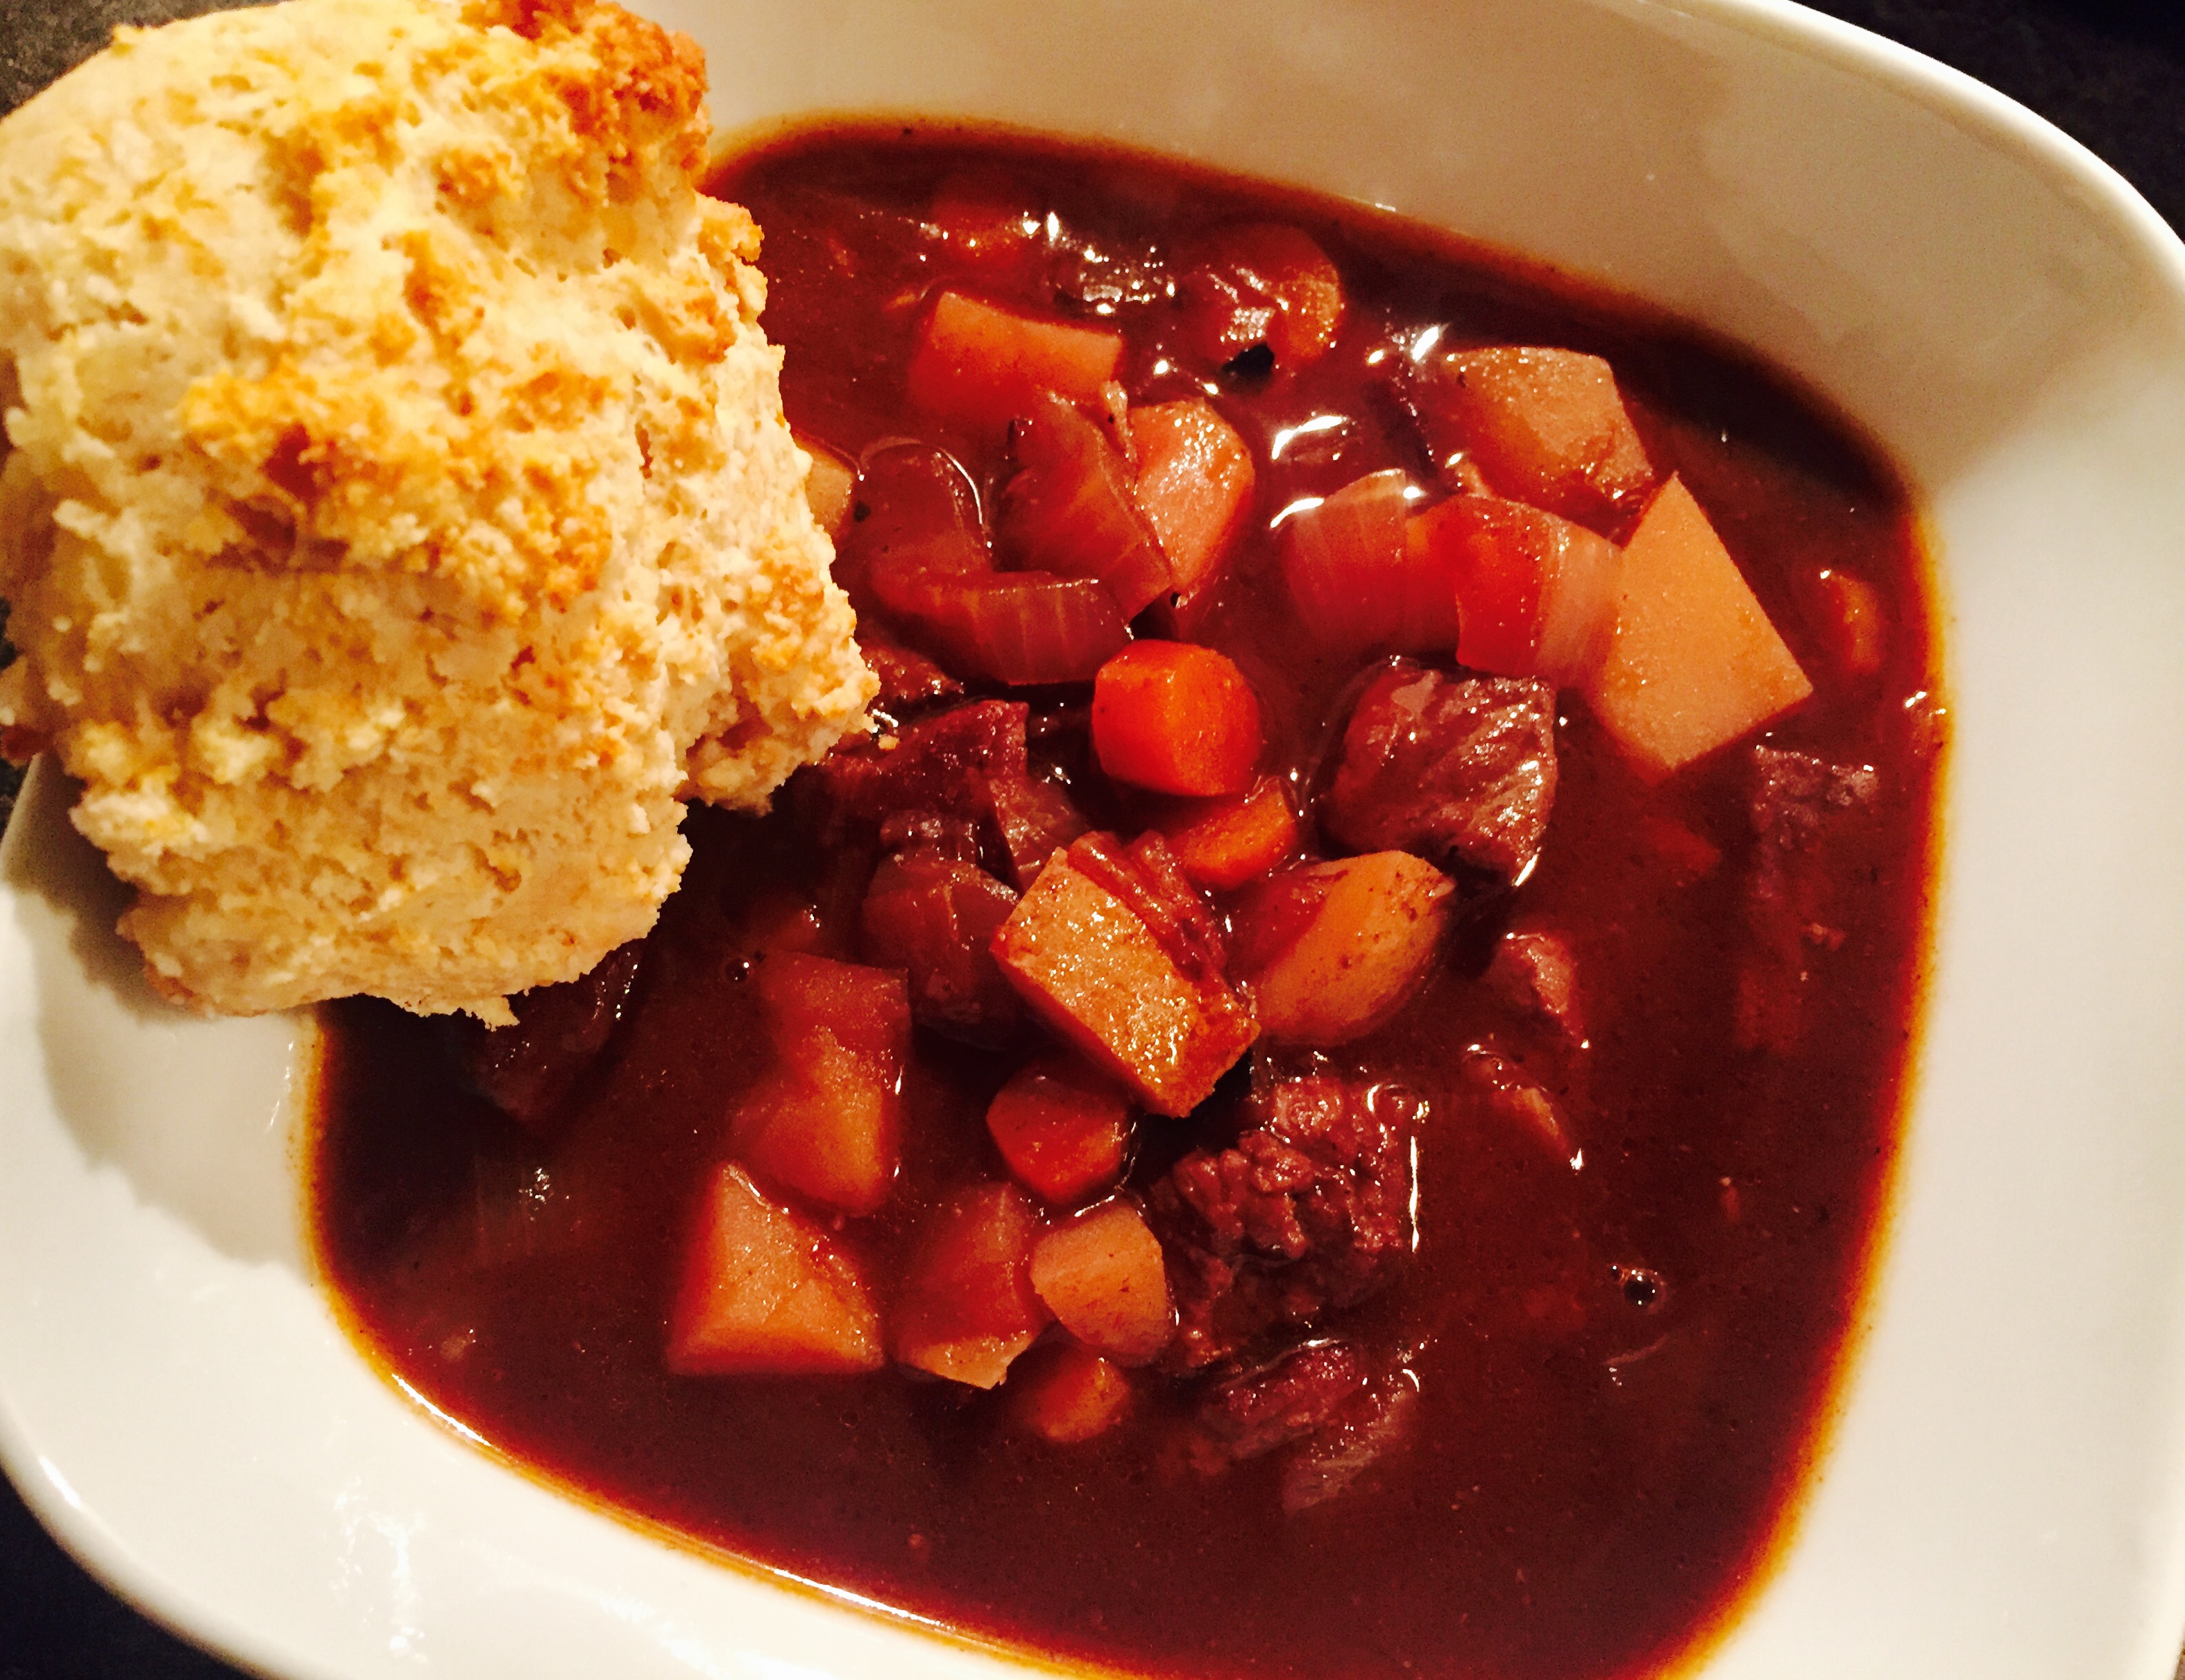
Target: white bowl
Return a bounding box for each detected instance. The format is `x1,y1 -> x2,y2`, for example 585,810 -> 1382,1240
6,1 -> 2185,1676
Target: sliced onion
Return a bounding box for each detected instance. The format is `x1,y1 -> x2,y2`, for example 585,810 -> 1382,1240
1278,469 -> 1451,654
918,572 -> 1130,686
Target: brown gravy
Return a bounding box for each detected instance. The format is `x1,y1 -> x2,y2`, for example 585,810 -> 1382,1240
311,124 -> 1942,1680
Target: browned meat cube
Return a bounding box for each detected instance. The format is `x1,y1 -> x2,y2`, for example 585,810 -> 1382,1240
860,845 -> 1022,1041
812,697 -> 1088,889
1277,1367 -> 1422,1513
1738,746 -> 1881,1053
1189,1341 -> 1368,1470
989,832 -> 1255,1117
1321,660 -> 1557,883
1148,1074 -> 1418,1369
1485,927 -> 1583,1040
462,940 -> 643,1130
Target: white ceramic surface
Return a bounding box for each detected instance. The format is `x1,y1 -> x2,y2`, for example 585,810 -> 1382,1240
3,1 -> 2184,1676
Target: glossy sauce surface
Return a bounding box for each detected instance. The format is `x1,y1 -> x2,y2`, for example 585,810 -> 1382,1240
313,127 -> 1942,1680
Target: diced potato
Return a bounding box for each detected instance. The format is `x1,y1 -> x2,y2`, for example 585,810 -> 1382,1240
1029,1198 -> 1175,1365
987,1053 -> 1134,1206
1007,1343 -> 1133,1443
1232,853 -> 1453,1046
666,1164 -> 884,1377
908,290 -> 1123,437
1130,398 -> 1256,612
892,1182 -> 1052,1389
990,845 -> 1256,1116
1584,476 -> 1814,781
732,955 -> 908,1215
1418,346 -> 1653,527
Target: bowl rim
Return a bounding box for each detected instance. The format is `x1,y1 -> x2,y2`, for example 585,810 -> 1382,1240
4,0 -> 2184,1675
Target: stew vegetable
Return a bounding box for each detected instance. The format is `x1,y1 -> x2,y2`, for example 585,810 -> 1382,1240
313,125 -> 1943,1680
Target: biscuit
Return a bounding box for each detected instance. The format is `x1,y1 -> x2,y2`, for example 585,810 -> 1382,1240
0,0 -> 874,1021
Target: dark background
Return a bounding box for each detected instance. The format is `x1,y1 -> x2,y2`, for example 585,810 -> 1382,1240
0,0 -> 2179,1674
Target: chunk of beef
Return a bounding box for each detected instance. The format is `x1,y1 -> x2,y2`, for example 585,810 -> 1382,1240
1189,1341 -> 1368,1470
1149,1074 -> 1418,1369
859,842 -> 1022,1042
1485,928 -> 1582,1041
810,699 -> 1087,887
1277,1367 -> 1422,1513
1322,661 -> 1557,884
461,941 -> 642,1130
1738,747 -> 1880,1053
1459,1045 -> 1574,1159
860,634 -> 963,718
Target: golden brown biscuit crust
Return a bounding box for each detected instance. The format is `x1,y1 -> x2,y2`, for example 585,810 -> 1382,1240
0,0 -> 874,1021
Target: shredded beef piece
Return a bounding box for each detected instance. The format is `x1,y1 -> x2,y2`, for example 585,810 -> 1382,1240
1277,1368 -> 1422,1513
859,841 -> 1022,1042
1150,1074 -> 1419,1370
810,699 -> 1088,888
461,941 -> 643,1129
1738,747 -> 1880,1053
1322,661 -> 1557,883
1486,928 -> 1583,1040
812,699 -> 1026,840
1191,1341 -> 1368,1470
861,634 -> 963,717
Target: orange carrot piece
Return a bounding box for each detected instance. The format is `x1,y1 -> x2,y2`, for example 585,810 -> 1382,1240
1028,1197 -> 1175,1365
1130,398 -> 1257,606
927,169 -> 1042,272
892,1181 -> 1052,1389
987,1053 -> 1134,1206
1584,475 -> 1813,781
665,1164 -> 884,1377
1149,774 -> 1300,891
1008,1343 -> 1133,1443
1178,223 -> 1345,368
1091,640 -> 1261,797
908,290 -> 1123,437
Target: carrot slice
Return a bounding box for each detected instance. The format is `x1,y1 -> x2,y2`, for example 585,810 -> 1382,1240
1583,475 -> 1812,781
1091,640 -> 1261,797
1148,774 -> 1300,891
987,1053 -> 1134,1206
666,1164 -> 884,1377
1129,398 -> 1256,616
1177,223 -> 1345,368
908,291 -> 1123,437
1029,1197 -> 1176,1365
